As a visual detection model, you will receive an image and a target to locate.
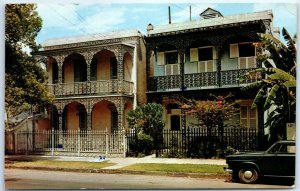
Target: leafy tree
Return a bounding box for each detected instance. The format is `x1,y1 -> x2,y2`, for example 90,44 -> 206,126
127,103 -> 164,155
180,94 -> 238,157
5,4 -> 52,127
244,28 -> 296,143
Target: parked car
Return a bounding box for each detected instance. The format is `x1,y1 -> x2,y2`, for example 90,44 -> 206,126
225,140 -> 295,184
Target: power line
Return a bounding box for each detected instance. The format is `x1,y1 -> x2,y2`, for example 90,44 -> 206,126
48,5 -> 87,35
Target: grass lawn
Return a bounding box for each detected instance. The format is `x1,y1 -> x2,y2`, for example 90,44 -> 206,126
8,160 -> 116,169
121,163 -> 226,174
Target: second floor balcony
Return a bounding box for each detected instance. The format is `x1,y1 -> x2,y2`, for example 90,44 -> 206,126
148,68 -> 262,92
48,80 -> 134,97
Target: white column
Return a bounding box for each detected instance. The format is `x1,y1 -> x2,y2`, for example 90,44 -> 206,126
133,42 -> 138,109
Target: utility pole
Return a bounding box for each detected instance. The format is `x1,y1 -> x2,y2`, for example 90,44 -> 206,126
168,6 -> 171,24
190,5 -> 192,21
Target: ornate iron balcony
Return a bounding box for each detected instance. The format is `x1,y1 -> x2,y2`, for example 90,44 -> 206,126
48,80 -> 134,97
220,68 -> 262,87
148,69 -> 262,92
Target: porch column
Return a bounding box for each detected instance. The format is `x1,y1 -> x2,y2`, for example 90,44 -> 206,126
83,52 -> 94,82
86,106 -> 92,130
215,45 -> 222,87
117,47 -> 124,81
116,98 -> 124,130
179,50 -> 185,91
58,111 -> 63,131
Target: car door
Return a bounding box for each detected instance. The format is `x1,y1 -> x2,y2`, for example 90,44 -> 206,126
260,142 -> 295,177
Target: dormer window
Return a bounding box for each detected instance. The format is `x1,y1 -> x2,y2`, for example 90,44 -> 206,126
200,7 -> 223,19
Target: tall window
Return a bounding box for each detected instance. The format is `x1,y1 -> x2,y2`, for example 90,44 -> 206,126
111,110 -> 118,132
90,57 -> 97,81
110,57 -> 118,79
240,106 -> 257,128
74,60 -> 87,82
52,63 -> 58,84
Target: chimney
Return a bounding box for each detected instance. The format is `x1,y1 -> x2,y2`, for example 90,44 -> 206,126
147,23 -> 153,32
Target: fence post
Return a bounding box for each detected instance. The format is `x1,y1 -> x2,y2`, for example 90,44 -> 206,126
51,129 -> 54,156
105,128 -> 109,157
123,129 -> 126,157
78,129 -> 81,156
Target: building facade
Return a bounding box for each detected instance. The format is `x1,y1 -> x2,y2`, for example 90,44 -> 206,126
35,30 -> 146,132
145,8 -> 278,131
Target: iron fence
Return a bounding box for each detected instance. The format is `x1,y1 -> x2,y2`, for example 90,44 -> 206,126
5,127 -> 263,158
5,129 -> 127,157
156,127 -> 263,158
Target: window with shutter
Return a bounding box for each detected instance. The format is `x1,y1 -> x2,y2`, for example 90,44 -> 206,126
198,61 -> 206,73
172,64 -> 180,75
206,60 -> 214,72
248,57 -> 256,68
190,48 -> 198,62
157,52 -> 165,65
230,44 -> 238,58
240,106 -> 257,128
165,64 -> 172,75
239,57 -> 247,69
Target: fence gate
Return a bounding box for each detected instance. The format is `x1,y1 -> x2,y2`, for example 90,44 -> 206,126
5,129 -> 127,157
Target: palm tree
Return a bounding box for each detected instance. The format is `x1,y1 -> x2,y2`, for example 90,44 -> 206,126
243,28 -> 296,143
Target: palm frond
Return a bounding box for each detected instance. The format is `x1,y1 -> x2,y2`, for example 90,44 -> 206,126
264,84 -> 279,109
251,87 -> 266,109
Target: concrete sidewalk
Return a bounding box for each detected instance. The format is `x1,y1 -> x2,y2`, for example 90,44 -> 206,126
6,154 -> 226,170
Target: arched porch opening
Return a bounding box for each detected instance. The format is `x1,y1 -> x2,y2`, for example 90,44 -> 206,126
92,100 -> 117,132
63,102 -> 87,130
93,50 -> 117,80
63,53 -> 87,83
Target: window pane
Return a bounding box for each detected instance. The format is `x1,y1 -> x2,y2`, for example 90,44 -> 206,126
249,108 -> 256,118
165,52 -> 178,64
249,119 -> 256,128
199,47 -> 213,61
239,43 -> 255,57
240,106 -> 247,118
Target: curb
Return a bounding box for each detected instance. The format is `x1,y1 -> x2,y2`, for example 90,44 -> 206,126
5,165 -> 229,179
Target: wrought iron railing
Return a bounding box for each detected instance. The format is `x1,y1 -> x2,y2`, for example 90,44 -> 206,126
48,80 -> 134,96
148,75 -> 182,92
220,68 -> 262,86
148,68 -> 262,92
184,72 -> 218,89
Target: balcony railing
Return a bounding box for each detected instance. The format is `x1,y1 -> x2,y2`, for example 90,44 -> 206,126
148,69 -> 262,92
184,72 -> 218,89
48,80 -> 134,96
220,68 -> 262,87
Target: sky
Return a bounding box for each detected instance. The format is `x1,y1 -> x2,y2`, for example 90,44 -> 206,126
35,3 -> 298,45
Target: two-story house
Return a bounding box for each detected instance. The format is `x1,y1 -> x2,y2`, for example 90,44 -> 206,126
145,8 -> 278,132
35,30 -> 146,132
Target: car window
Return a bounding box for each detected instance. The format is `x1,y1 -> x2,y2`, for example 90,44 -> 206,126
267,142 -> 296,154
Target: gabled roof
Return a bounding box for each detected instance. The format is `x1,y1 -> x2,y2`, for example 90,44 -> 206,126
200,7 -> 223,19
